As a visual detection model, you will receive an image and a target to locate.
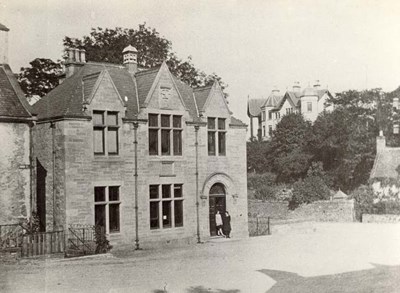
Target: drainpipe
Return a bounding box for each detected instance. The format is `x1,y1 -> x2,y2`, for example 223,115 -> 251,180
133,122 -> 140,250
29,122 -> 34,220
51,122 -> 56,231
195,125 -> 201,243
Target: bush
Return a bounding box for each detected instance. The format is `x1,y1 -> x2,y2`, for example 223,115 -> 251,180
289,163 -> 330,209
95,226 -> 112,254
254,184 -> 291,201
349,185 -> 375,221
247,172 -> 276,190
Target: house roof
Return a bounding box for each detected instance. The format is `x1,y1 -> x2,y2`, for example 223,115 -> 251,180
370,147 -> 400,179
33,61 -> 239,125
0,64 -> 33,120
247,98 -> 266,117
0,23 -> 9,32
230,116 -> 247,127
193,85 -> 212,112
263,93 -> 283,109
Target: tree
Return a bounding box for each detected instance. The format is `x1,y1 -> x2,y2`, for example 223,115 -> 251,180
18,58 -> 62,98
269,112 -> 313,183
311,90 -> 380,191
246,140 -> 272,173
63,24 -> 227,90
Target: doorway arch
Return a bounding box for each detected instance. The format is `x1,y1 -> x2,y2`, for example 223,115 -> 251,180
209,183 -> 226,236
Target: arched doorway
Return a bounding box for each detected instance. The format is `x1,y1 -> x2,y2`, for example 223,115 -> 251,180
209,183 -> 226,236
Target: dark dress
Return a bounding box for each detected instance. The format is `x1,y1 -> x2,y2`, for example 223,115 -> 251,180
223,214 -> 231,237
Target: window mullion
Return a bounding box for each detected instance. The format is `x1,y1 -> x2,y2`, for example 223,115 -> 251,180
105,187 -> 110,234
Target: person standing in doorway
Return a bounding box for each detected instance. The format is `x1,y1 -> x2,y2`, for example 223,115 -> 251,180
215,210 -> 225,237
223,211 -> 231,238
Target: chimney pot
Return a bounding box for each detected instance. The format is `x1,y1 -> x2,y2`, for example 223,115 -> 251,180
313,80 -> 321,89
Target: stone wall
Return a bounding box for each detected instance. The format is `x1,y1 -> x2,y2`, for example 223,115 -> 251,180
362,214 -> 400,223
0,122 -> 31,224
249,198 -> 355,223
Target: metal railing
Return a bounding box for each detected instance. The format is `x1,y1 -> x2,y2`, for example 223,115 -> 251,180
248,216 -> 270,237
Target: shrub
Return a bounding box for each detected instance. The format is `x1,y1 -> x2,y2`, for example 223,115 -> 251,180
95,226 -> 112,254
254,184 -> 291,201
289,163 -> 330,209
349,185 -> 375,221
247,172 -> 276,190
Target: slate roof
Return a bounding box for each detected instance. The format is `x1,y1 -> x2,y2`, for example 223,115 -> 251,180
33,61 -> 241,125
230,116 -> 247,127
0,64 -> 33,120
193,86 -> 212,112
370,147 -> 400,179
247,98 -> 266,117
263,93 -> 283,108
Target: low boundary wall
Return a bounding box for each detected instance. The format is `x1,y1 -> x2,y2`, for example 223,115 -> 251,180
362,214 -> 400,223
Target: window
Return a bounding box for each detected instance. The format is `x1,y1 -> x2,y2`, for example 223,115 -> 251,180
269,126 -> 273,137
286,108 -> 293,115
93,111 -> 119,155
263,126 -> 266,137
148,114 -> 182,156
268,111 -> 272,120
394,124 -> 399,134
94,186 -> 121,233
149,184 -> 184,229
208,117 -> 226,156
262,111 -> 266,121
307,102 -> 312,112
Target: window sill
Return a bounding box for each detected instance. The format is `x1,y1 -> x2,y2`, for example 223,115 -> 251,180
93,156 -> 124,162
149,226 -> 185,232
148,156 -> 186,161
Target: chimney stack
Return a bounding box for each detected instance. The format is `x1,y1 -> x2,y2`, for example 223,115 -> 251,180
123,45 -> 138,74
64,47 -> 86,78
292,81 -> 301,92
313,80 -> 321,89
0,23 -> 9,64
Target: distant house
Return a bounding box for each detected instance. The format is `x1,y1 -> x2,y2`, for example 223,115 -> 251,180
370,131 -> 400,198
31,45 -> 248,248
247,81 -> 334,140
0,23 -> 36,224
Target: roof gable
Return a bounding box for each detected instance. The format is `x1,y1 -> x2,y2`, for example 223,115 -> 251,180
202,81 -> 231,117
144,62 -> 187,111
370,147 -> 400,179
247,98 -> 266,117
0,64 -> 33,119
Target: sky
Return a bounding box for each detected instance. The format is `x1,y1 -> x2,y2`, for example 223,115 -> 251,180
1,0 -> 400,125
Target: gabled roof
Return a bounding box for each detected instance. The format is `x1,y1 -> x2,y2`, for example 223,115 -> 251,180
247,98 -> 266,117
286,91 -> 302,107
263,93 -> 283,108
0,64 -> 33,120
370,147 -> 400,179
230,116 -> 247,127
172,75 -> 198,119
193,85 -> 212,112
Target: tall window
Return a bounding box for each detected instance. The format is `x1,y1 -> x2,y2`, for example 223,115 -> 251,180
262,111 -> 266,121
149,184 -> 183,229
208,117 -> 226,156
269,126 -> 273,137
93,111 -> 119,155
268,111 -> 272,120
286,108 -> 293,115
94,186 -> 121,233
148,114 -> 182,156
307,102 -> 312,112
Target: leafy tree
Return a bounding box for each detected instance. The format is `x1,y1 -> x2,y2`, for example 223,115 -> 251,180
63,24 -> 226,90
247,141 -> 272,173
289,162 -> 331,209
18,58 -> 62,98
269,113 -> 313,183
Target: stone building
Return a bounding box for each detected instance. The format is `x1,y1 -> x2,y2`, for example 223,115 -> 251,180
0,23 -> 35,224
247,81 -> 334,140
31,46 -> 248,248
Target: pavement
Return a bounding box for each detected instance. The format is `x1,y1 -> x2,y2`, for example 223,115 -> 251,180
1,222 -> 400,293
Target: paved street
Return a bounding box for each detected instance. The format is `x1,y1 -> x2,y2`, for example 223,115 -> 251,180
1,222 -> 400,293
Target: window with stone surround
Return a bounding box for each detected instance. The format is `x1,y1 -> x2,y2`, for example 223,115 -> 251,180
149,184 -> 183,230
208,117 -> 226,156
93,111 -> 119,155
94,186 -> 120,233
148,114 -> 182,156
307,102 -> 312,112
